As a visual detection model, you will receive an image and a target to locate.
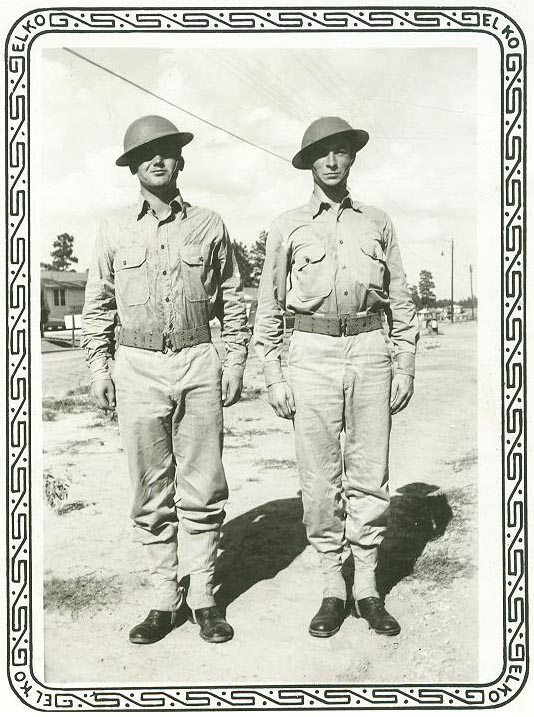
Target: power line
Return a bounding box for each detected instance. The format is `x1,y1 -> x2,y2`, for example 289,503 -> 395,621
63,47 -> 473,273
63,47 -> 291,164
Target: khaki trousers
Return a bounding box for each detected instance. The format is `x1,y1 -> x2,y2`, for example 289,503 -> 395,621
114,342 -> 227,611
288,328 -> 392,601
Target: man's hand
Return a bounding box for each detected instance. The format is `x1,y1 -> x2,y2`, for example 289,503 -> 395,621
222,373 -> 243,407
91,379 -> 116,411
390,373 -> 414,415
267,381 -> 296,419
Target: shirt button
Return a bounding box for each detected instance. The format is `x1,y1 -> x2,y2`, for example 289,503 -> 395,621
344,290 -> 349,296
160,244 -> 165,250
122,260 -> 127,265
166,297 -> 170,303
162,270 -> 167,276
342,265 -> 347,270
339,240 -> 344,244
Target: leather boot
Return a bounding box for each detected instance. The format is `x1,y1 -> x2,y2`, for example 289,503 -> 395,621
309,597 -> 346,638
356,597 -> 401,636
129,609 -> 179,644
194,606 -> 234,643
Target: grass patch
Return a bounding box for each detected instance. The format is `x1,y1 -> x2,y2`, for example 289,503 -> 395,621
66,385 -> 91,396
239,387 -> 264,402
414,547 -> 475,584
256,458 -> 296,471
44,472 -> 71,510
444,450 -> 478,473
57,500 -> 92,515
42,393 -> 95,416
414,484 -> 476,587
44,573 -> 123,615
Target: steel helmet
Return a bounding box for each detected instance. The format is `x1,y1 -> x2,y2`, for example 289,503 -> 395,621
292,117 -> 369,170
115,115 -> 194,167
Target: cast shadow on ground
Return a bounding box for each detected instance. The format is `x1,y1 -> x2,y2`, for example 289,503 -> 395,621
213,496 -> 308,608
372,482 -> 453,597
207,483 -> 452,610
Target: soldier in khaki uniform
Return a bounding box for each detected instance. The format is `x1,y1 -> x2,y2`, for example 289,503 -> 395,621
82,115 -> 249,645
254,117 -> 419,638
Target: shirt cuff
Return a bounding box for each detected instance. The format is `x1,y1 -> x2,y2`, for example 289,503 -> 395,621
90,369 -> 112,383
395,351 -> 415,377
222,365 -> 244,380
264,360 -> 285,388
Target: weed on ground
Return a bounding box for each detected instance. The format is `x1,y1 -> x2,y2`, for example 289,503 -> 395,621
44,573 -> 123,616
44,472 -> 71,510
256,458 -> 296,471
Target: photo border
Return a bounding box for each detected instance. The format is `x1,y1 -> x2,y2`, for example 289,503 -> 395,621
4,5 -> 527,710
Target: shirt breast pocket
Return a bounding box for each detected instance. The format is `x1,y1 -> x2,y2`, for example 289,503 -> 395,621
358,236 -> 386,291
291,241 -> 332,301
181,246 -> 208,302
114,247 -> 149,305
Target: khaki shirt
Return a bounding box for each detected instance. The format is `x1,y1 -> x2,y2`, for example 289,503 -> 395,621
254,186 -> 419,386
82,193 -> 250,381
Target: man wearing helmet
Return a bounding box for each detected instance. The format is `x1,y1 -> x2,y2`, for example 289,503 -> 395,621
255,117 -> 419,638
82,115 -> 249,645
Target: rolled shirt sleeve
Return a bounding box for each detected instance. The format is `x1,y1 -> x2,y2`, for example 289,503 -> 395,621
383,217 -> 419,377
253,222 -> 290,387
81,220 -> 117,382
214,222 -> 250,379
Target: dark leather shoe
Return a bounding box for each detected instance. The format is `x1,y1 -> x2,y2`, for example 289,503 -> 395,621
129,609 -> 178,644
194,607 -> 234,643
356,597 -> 401,636
309,597 -> 346,638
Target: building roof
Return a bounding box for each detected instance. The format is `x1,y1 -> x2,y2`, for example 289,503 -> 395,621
41,270 -> 88,289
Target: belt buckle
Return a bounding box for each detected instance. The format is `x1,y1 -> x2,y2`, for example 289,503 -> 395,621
339,314 -> 349,336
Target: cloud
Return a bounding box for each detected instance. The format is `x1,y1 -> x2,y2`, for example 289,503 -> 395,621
38,46 -> 478,297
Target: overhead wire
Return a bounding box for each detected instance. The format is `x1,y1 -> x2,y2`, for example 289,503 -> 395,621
203,49 -> 308,124
63,47 -> 291,164
63,47 -> 473,280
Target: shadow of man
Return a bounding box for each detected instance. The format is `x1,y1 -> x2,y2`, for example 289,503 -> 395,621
373,482 -> 453,597
213,495 -> 308,608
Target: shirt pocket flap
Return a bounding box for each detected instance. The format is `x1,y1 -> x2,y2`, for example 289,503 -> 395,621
294,242 -> 326,270
359,237 -> 386,261
116,247 -> 147,270
181,247 -> 205,266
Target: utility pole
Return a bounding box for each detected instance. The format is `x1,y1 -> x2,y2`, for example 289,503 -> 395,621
450,238 -> 454,323
469,263 -> 476,320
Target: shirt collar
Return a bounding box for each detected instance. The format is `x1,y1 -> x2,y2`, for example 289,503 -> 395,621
136,190 -> 188,221
310,185 -> 361,219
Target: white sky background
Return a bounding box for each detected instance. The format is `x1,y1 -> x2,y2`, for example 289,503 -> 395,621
39,46 -> 478,298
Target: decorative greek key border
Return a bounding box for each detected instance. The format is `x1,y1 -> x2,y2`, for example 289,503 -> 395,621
4,5 -> 527,710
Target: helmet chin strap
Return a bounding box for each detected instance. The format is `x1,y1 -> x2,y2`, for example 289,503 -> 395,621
167,158 -> 182,186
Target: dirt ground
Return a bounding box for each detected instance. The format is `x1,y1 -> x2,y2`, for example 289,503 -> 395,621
41,321 -> 477,685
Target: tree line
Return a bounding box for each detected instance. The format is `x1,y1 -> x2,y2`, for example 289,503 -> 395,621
41,231 -> 476,308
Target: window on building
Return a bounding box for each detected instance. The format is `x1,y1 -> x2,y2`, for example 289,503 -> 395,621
53,288 -> 66,306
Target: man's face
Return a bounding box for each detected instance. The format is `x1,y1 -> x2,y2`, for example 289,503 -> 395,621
311,138 -> 354,190
130,136 -> 182,191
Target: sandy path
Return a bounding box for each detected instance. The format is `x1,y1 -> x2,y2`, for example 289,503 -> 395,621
42,322 -> 477,685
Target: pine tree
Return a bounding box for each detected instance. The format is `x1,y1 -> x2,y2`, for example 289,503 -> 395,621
249,230 -> 267,287
409,284 -> 423,311
232,240 -> 254,287
418,269 -> 436,308
50,233 -> 78,271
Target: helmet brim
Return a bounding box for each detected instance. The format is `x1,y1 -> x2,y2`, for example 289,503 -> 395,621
115,131 -> 194,167
292,129 -> 369,170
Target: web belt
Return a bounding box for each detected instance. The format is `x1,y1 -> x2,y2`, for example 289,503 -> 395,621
293,312 -> 383,337
117,324 -> 211,351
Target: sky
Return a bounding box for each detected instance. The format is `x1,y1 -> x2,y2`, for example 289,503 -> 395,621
38,46 -> 478,298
